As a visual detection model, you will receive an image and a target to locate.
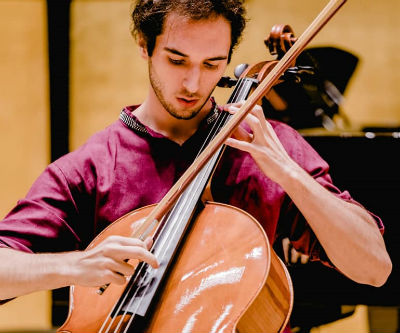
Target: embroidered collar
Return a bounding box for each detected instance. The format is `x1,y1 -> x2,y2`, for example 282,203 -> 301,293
119,98 -> 220,136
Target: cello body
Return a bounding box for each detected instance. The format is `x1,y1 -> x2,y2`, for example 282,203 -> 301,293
57,202 -> 293,333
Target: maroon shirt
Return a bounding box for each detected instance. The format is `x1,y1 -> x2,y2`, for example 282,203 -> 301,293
0,104 -> 383,267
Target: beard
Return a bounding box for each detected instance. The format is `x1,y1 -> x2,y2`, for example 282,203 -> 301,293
148,59 -> 213,120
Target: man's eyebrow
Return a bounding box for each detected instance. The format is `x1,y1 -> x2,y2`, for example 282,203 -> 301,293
207,56 -> 228,61
164,47 -> 227,61
165,47 -> 188,57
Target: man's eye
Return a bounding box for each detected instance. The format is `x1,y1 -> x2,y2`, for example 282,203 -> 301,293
204,62 -> 218,69
169,58 -> 184,65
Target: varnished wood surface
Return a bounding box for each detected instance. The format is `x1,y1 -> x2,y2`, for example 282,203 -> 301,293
57,205 -> 153,333
58,203 -> 292,332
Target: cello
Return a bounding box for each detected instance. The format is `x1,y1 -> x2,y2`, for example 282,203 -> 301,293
57,1 -> 347,332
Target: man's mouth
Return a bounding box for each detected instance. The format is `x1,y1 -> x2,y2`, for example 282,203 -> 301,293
177,97 -> 199,107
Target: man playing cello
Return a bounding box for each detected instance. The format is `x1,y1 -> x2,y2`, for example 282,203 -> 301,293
0,0 -> 391,330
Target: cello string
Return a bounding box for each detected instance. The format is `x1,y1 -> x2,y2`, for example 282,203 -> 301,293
101,78 -> 253,332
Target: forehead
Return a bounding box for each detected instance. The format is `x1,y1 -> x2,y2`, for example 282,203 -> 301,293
156,12 -> 231,59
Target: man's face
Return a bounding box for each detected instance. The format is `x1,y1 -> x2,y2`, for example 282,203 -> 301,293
146,13 -> 231,120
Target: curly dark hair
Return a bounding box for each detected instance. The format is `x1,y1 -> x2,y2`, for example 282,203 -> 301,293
131,0 -> 247,63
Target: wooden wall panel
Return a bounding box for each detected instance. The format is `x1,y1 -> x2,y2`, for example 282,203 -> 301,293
70,0 -> 149,149
0,0 -> 49,215
0,0 -> 51,331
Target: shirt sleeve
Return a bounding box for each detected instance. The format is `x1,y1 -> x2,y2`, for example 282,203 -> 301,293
0,163 -> 82,253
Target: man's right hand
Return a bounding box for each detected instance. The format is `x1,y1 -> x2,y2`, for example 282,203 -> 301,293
70,235 -> 159,287
0,236 -> 158,300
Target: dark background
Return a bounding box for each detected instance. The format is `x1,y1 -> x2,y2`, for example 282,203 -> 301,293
290,134 -> 400,331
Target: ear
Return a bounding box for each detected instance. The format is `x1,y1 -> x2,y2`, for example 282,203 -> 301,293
138,36 -> 148,60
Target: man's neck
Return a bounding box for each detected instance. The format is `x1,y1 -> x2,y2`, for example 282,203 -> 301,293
133,96 -> 213,146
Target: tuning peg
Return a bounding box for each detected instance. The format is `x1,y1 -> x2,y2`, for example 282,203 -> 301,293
234,63 -> 249,79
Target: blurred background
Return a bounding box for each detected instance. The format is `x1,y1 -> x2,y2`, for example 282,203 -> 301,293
0,0 -> 399,332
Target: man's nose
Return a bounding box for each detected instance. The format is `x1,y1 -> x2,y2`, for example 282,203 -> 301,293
182,66 -> 201,94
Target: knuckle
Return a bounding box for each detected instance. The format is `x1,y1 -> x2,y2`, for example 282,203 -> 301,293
254,105 -> 263,113
99,271 -> 112,284
100,257 -> 113,269
101,243 -> 116,255
133,238 -> 145,247
105,235 -> 120,244
135,247 -> 147,259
